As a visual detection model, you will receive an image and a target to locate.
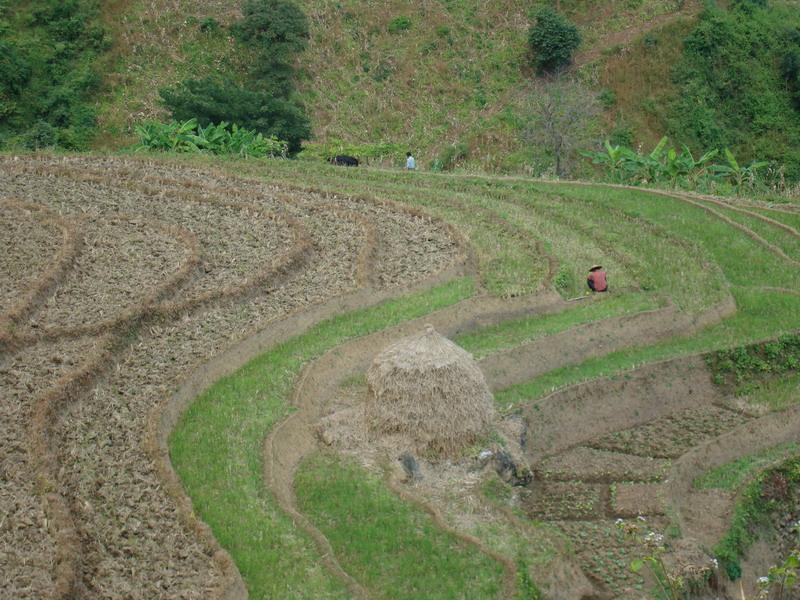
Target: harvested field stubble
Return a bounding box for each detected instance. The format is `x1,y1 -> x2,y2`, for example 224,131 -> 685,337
0,336 -> 102,599
0,155 -> 461,598
0,200 -> 65,315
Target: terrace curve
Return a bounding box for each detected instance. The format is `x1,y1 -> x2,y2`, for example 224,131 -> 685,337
1,155 -> 798,599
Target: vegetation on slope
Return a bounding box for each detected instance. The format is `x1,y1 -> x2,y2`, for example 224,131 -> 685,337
599,0 -> 800,181
0,0 -> 109,149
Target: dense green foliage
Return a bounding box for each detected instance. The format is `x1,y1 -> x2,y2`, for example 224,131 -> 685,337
160,77 -> 309,153
714,456 -> 800,580
667,1 -> 800,179
584,137 -> 770,194
133,119 -> 288,157
708,333 -> 800,390
233,0 -> 309,93
527,8 -> 581,74
0,0 -> 108,149
160,0 -> 310,154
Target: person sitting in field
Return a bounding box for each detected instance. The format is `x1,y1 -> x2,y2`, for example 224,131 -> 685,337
587,265 -> 608,292
406,152 -> 416,170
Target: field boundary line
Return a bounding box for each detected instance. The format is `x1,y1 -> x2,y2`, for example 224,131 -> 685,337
29,334 -> 120,599
0,198 -> 82,353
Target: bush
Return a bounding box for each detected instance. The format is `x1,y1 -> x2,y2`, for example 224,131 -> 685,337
0,0 -> 106,149
0,40 -> 32,97
388,16 -> 412,34
430,142 -> 469,171
527,8 -> 581,74
235,0 -> 309,59
160,77 -> 310,153
134,118 -> 288,157
667,4 -> 800,178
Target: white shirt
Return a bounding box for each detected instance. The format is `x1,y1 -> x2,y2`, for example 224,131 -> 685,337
406,155 -> 416,170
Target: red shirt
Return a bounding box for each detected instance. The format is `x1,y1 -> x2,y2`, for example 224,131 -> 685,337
588,270 -> 607,291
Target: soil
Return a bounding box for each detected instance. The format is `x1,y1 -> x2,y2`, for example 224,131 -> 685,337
3,154 -> 798,600
0,155 -> 461,599
0,200 -> 63,316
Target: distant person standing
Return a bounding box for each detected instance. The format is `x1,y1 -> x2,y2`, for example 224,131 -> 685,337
587,265 -> 608,292
406,152 -> 416,170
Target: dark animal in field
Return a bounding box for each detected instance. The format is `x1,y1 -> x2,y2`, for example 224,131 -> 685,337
329,155 -> 359,167
399,451 -> 422,482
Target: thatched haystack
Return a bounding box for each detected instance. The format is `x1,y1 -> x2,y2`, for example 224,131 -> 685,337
365,324 -> 496,458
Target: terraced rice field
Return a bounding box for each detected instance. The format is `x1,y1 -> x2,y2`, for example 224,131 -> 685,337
1,154 -> 799,599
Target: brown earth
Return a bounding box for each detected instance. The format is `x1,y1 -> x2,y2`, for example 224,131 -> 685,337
0,155 -> 461,599
3,155 -> 798,599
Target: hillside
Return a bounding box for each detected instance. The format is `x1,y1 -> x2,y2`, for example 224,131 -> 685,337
2,0 -> 800,176
95,0 -> 701,170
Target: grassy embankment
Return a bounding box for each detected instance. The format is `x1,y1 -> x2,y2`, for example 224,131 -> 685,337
171,158 -> 798,597
294,453 -> 505,599
714,455 -> 800,579
694,443 -> 800,491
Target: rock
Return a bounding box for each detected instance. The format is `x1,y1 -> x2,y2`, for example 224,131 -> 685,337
493,450 -> 533,486
399,452 -> 422,482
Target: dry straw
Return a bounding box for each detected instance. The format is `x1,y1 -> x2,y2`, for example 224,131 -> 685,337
366,324 -> 496,458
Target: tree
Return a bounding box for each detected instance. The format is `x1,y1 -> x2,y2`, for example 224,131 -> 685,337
235,0 -> 309,88
236,0 -> 309,57
160,0 -> 312,153
160,77 -> 310,153
528,8 -> 581,74
522,77 -> 599,177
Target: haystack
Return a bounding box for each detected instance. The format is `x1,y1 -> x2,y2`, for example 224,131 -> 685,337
365,324 -> 496,458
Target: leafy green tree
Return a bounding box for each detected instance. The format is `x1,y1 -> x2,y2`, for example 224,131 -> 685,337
235,0 -> 309,88
527,8 -> 581,74
160,77 -> 309,153
161,0 -> 311,153
236,0 -> 309,57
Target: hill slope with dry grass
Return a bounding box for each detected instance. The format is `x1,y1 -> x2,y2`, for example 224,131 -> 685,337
96,0 -> 708,171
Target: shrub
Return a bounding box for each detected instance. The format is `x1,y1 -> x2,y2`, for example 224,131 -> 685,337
160,77 -> 310,153
527,8 -> 581,74
0,40 -> 32,97
0,0 -> 106,149
199,17 -> 220,33
388,16 -> 412,34
430,142 -> 469,171
133,118 -> 288,157
235,0 -> 309,59
667,4 -> 800,178
598,88 -> 617,108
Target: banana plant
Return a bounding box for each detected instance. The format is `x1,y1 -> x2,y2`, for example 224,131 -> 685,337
710,148 -> 769,194
581,140 -> 629,182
